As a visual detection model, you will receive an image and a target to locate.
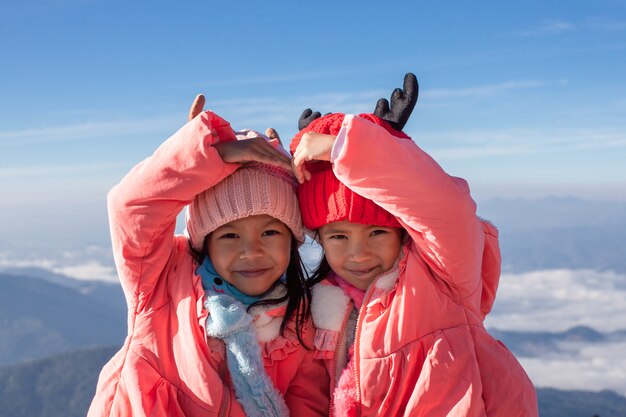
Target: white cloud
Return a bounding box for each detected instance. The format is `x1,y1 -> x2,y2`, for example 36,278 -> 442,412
52,261 -> 119,283
517,17 -> 626,39
0,115 -> 180,146
479,268 -> 626,394
415,127 -> 626,160
520,341 -> 626,396
0,256 -> 56,270
0,246 -> 118,283
0,162 -> 126,180
517,20 -> 574,37
425,80 -> 550,99
486,269 -> 626,332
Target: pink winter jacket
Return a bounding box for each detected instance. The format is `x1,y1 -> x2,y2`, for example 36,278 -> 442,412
87,111 -> 329,417
310,115 -> 538,417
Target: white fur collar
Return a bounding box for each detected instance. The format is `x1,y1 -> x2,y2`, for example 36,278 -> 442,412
249,284 -> 287,343
311,283 -> 351,332
374,266 -> 400,291
310,266 -> 401,332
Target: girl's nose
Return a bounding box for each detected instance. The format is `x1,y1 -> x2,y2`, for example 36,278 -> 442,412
348,240 -> 371,262
239,238 -> 264,259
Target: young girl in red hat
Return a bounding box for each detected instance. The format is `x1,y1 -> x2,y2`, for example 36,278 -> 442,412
290,74 -> 538,417
88,96 -> 329,417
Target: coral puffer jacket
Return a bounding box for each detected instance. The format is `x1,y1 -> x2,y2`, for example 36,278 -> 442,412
88,111 -> 329,417
310,115 -> 538,416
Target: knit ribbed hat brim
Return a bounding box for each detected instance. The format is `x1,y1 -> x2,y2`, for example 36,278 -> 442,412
186,162 -> 305,251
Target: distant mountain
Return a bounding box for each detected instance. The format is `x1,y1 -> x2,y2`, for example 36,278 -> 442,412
0,346 -> 118,417
0,273 -> 126,366
0,266 -> 127,312
537,387 -> 626,417
489,325 -> 626,358
0,345 -> 624,417
477,197 -> 626,273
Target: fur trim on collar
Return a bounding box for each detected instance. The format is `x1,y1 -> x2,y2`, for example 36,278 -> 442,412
253,311 -> 284,343
311,259 -> 403,331
373,266 -> 400,291
245,283 -> 288,343
311,283 -> 351,331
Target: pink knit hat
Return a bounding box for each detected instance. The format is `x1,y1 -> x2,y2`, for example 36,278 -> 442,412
186,130 -> 305,251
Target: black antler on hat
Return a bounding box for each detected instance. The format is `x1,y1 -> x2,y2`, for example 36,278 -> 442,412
374,73 -> 419,132
298,108 -> 322,130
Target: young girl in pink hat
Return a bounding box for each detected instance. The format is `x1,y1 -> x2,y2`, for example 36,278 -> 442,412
88,96 -> 329,417
290,74 -> 538,417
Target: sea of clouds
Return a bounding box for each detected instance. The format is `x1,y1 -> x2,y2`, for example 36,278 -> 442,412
487,269 -> 626,396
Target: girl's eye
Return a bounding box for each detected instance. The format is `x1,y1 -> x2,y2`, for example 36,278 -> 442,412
370,229 -> 387,237
328,234 -> 347,240
218,233 -> 239,239
262,229 -> 281,237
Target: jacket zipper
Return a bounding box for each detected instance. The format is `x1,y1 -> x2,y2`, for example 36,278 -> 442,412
218,384 -> 230,417
213,336 -> 230,417
329,305 -> 354,417
353,265 -> 400,417
352,291 -> 369,417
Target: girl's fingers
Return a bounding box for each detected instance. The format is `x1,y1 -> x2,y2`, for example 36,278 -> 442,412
188,94 -> 206,121
265,128 -> 280,141
256,151 -> 292,170
215,135 -> 292,170
292,160 -> 305,184
247,139 -> 292,170
265,128 -> 284,148
291,150 -> 307,183
257,140 -> 291,164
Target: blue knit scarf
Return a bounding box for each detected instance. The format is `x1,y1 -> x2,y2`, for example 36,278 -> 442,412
197,256 -> 262,306
199,258 -> 289,417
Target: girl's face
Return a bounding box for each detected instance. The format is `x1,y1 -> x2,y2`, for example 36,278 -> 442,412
319,220 -> 403,290
207,214 -> 291,296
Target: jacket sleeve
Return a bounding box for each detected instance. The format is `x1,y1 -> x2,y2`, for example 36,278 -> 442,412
331,114 -> 484,297
107,111 -> 239,314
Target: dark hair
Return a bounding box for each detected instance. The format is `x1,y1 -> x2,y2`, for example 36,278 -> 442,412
189,235 -> 312,347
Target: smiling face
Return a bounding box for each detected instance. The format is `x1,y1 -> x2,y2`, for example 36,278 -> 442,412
319,220 -> 403,290
207,214 -> 292,296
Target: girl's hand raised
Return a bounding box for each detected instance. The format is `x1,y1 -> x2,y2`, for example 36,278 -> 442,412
188,94 -> 292,171
214,137 -> 292,171
291,132 -> 337,183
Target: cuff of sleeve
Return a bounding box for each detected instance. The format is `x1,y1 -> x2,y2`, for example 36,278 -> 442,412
330,114 -> 355,163
200,110 -> 236,144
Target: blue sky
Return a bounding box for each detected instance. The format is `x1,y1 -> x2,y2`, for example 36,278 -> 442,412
1,0 -> 626,258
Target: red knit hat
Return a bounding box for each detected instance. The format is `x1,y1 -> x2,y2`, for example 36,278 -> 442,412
289,112 -> 411,231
